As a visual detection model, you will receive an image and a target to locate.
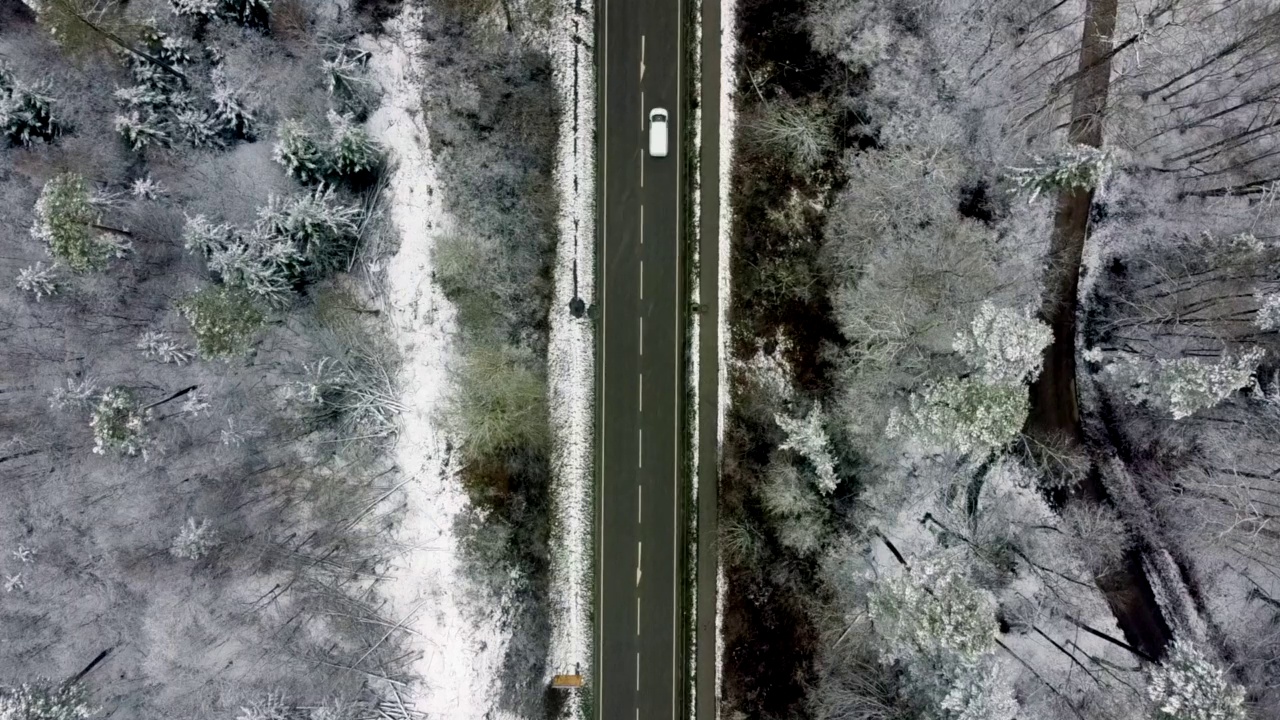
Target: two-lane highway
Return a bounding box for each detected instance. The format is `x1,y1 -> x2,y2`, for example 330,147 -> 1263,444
596,0 -> 685,717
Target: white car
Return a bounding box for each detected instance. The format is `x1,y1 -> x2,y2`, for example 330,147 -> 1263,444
648,108 -> 669,158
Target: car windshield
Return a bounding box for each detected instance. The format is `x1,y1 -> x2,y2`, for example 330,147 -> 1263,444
653,113 -> 666,122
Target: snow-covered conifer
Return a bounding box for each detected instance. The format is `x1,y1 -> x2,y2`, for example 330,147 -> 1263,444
954,302 -> 1051,384
256,188 -> 360,279
869,559 -> 998,666
182,214 -> 236,256
774,404 -> 840,493
136,331 -> 194,365
30,173 -> 120,272
16,262 -> 60,301
114,111 -> 170,150
210,69 -> 254,138
49,377 -> 97,412
1255,292 -> 1280,331
90,387 -> 151,458
273,120 -> 324,184
1146,639 -> 1246,720
130,176 -> 165,199
180,286 -> 265,358
937,661 -> 1018,720
1009,145 -> 1113,202
0,66 -> 60,146
172,106 -> 221,148
326,110 -> 382,179
219,0 -> 271,27
170,517 -> 219,559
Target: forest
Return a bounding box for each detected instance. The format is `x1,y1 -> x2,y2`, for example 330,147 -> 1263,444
0,0 -> 569,717
720,0 -> 1280,718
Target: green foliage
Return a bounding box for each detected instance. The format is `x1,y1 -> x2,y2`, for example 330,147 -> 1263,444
36,0 -> 185,80
90,387 -> 151,457
30,174 -> 120,273
0,680 -> 93,720
179,286 -> 266,358
445,343 -> 548,461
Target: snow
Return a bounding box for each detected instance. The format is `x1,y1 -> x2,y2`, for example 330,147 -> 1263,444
540,0 -> 597,712
714,0 -> 737,712
363,9 -> 513,718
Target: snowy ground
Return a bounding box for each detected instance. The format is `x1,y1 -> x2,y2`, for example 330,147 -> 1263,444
714,0 -> 737,713
542,0 -> 597,714
364,9 -> 514,718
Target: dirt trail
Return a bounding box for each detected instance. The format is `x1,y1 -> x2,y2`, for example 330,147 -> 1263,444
1025,0 -> 1173,661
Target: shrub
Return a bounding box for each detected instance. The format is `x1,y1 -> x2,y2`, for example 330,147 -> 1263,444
749,100 -> 834,172
0,680 -> 93,720
179,286 -> 266,358
90,387 -> 151,457
0,66 -> 61,146
30,174 -> 124,272
445,343 -> 548,461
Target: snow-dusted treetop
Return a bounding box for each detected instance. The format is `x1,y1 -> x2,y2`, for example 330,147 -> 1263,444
954,301 -> 1052,385
1146,639 -> 1246,720
1101,348 -> 1265,420
775,404 -> 840,494
869,558 -> 999,666
887,377 -> 1027,456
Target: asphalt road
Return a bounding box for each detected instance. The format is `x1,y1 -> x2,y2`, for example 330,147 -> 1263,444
595,0 -> 685,717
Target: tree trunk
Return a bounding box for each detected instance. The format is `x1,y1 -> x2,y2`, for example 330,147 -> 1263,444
1024,0 -> 1174,662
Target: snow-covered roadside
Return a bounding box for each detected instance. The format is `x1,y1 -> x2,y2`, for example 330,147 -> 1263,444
714,0 -> 738,713
687,0 -> 703,715
543,0 -> 596,713
363,9 -> 513,718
